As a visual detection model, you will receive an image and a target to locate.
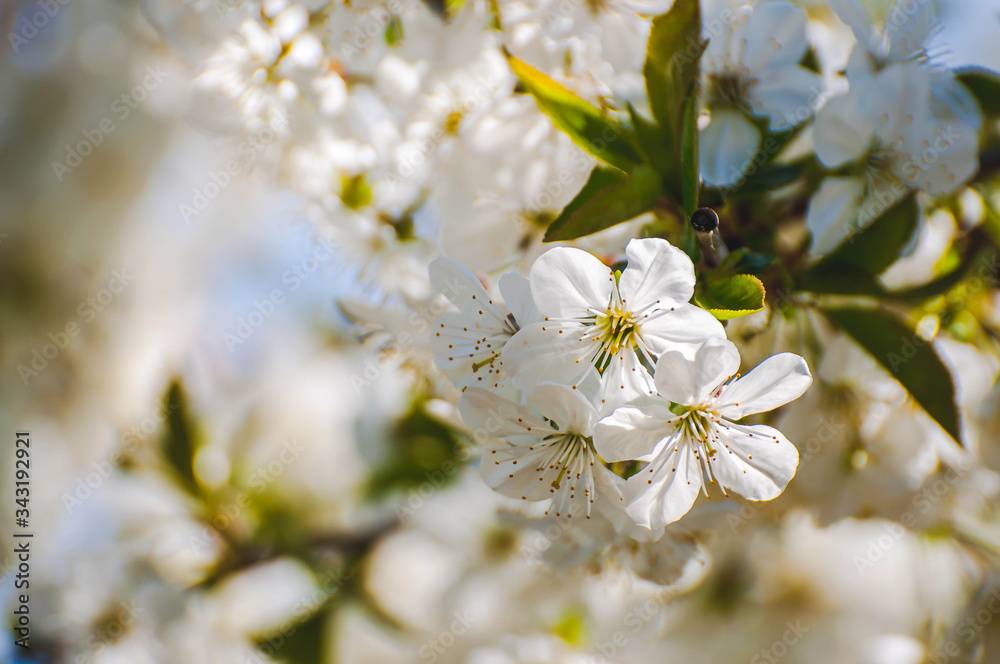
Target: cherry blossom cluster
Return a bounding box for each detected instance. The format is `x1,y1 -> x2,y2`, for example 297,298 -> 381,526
431,238 -> 812,532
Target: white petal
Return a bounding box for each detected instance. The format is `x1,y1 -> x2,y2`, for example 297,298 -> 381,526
503,322 -> 596,392
699,108 -> 761,188
594,348 -> 658,408
653,338 -> 740,407
743,1 -> 809,72
828,0 -> 878,48
715,352 -> 812,420
747,66 -> 823,131
618,237 -> 696,309
498,272 -> 538,328
594,405 -> 678,463
709,422 -> 799,501
529,383 -> 599,437
806,176 -> 865,255
529,246 -> 613,319
902,118 -> 980,196
429,258 -> 508,329
624,436 -> 701,530
929,72 -> 984,132
638,303 -> 727,355
458,387 -> 548,440
886,0 -> 936,63
430,312 -> 512,391
813,93 -> 875,168
703,3 -> 752,70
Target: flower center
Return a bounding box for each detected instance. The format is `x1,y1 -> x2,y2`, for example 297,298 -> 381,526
679,409 -> 718,456
707,72 -> 754,112
592,305 -> 639,372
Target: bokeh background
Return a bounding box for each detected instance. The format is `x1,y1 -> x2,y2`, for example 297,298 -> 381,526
3,0 -> 1000,663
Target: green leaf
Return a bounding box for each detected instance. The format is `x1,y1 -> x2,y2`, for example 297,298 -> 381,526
545,166 -> 661,241
365,400 -> 466,501
627,103 -> 677,184
254,606 -> 329,664
644,0 -> 705,145
161,380 -> 201,496
724,160 -> 808,197
643,0 -> 706,199
720,247 -> 777,276
798,195 -> 918,294
956,67 -> 1000,116
509,56 -> 641,172
821,306 -> 962,446
384,13 -> 404,47
547,166 -> 627,235
680,93 -> 700,218
694,274 -> 766,320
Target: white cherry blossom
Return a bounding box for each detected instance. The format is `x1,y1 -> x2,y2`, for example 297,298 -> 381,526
594,338 -> 811,530
807,61 -> 980,254
503,238 -> 725,408
430,257 -> 538,396
459,383 -> 624,522
699,0 -> 823,187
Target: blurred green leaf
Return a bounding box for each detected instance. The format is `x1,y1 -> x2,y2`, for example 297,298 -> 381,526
254,606 -> 328,664
888,248 -> 994,301
341,174 -> 372,210
680,221 -> 701,265
984,197 -> 1000,247
384,13 -> 404,47
643,0 -> 705,198
161,380 -> 201,496
545,166 -> 661,241
644,0 -> 705,146
509,56 -> 641,172
695,274 -> 766,320
956,67 -> 1000,116
680,93 -> 700,218
798,195 -> 918,293
799,48 -> 820,74
720,247 -> 777,276
366,400 -> 466,501
726,160 -> 808,197
421,0 -> 467,19
822,306 -> 962,446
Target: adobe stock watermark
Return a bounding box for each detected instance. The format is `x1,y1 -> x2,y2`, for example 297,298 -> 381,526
842,124 -> 964,247
880,253 -> 999,373
7,0 -> 71,54
180,112 -> 289,223
72,600 -> 146,663
418,610 -> 478,663
719,82 -> 832,196
350,273 -> 468,394
223,234 -> 336,352
749,621 -> 810,663
210,0 -> 248,20
185,439 -> 306,555
52,66 -> 170,182
853,460 -> 970,575
382,75 -> 501,188
17,268 -> 134,385
246,565 -> 351,664
338,0 -> 405,60
394,447 -> 474,522
728,415 -> 846,531
588,583 -> 686,663
519,515 -> 573,570
61,399 -> 179,514
926,587 -> 1000,663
